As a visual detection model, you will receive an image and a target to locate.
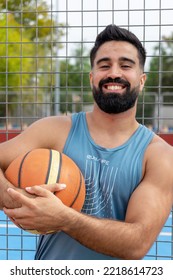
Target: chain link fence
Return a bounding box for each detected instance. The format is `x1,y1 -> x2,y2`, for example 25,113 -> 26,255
0,0 -> 173,260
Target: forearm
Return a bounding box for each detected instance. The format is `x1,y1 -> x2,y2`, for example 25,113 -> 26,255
0,168 -> 21,209
0,168 -> 9,209
62,208 -> 147,260
2,186 -> 157,260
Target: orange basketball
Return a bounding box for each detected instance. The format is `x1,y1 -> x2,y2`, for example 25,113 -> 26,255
5,148 -> 86,234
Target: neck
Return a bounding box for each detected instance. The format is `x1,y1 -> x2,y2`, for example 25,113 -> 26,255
86,104 -> 139,148
90,104 -> 138,130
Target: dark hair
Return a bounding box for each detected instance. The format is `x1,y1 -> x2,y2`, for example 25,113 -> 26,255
90,24 -> 146,70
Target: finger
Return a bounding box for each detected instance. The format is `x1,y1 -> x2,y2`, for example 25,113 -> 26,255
39,183 -> 66,193
25,185 -> 54,197
6,188 -> 33,207
3,206 -> 24,219
8,216 -> 24,230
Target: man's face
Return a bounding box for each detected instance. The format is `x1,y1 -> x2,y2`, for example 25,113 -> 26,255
90,41 -> 146,114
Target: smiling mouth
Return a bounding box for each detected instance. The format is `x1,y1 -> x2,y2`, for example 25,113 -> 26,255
103,83 -> 126,92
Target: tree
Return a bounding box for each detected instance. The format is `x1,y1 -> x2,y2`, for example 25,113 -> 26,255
0,14 -> 35,87
137,33 -> 173,126
0,1 -> 64,122
0,0 -> 64,44
145,33 -> 173,100
0,13 -> 36,119
59,45 -> 93,113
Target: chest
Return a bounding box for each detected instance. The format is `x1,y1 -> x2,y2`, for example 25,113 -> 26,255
72,148 -> 142,219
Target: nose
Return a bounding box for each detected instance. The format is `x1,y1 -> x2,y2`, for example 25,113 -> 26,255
106,65 -> 122,80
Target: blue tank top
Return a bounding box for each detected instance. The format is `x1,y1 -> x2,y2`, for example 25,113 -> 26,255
35,112 -> 154,260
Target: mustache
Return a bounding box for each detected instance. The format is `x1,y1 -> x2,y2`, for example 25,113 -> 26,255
99,77 -> 130,89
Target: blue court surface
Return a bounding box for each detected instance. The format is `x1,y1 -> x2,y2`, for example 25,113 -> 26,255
0,211 -> 172,260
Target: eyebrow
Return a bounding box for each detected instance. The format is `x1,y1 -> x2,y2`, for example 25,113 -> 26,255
96,56 -> 136,65
96,57 -> 111,65
119,57 -> 136,65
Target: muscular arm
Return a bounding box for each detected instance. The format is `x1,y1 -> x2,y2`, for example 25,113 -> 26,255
63,147 -> 173,260
65,170 -> 172,260
0,115 -> 71,209
3,138 -> 173,259
57,141 -> 173,259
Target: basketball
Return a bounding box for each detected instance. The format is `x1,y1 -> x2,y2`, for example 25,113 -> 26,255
5,148 -> 86,234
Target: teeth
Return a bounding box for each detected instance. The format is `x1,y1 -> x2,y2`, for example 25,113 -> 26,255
107,85 -> 122,90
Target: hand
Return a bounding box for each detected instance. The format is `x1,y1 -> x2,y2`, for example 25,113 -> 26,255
1,185 -> 25,209
35,182 -> 66,193
3,184 -> 67,234
1,181 -> 65,210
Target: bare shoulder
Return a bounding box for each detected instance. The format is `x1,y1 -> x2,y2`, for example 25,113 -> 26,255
126,134 -> 173,251
0,115 -> 72,170
22,114 -> 72,150
144,134 -> 173,184
146,134 -> 173,161
33,115 -> 72,133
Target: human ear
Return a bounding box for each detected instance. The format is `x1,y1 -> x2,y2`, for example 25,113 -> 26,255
89,71 -> 93,89
139,73 -> 147,91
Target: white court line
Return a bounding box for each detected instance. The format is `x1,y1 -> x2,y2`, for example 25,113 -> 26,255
159,232 -> 172,237
0,224 -> 17,228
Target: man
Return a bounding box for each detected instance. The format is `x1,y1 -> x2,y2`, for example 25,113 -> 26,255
0,25 -> 173,260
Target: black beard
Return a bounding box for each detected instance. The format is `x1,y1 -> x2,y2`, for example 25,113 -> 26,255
92,78 -> 139,114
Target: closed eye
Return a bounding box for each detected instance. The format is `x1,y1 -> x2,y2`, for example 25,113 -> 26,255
100,65 -> 110,69
121,64 -> 132,69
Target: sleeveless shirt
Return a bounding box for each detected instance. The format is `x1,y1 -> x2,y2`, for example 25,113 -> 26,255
35,112 -> 154,260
